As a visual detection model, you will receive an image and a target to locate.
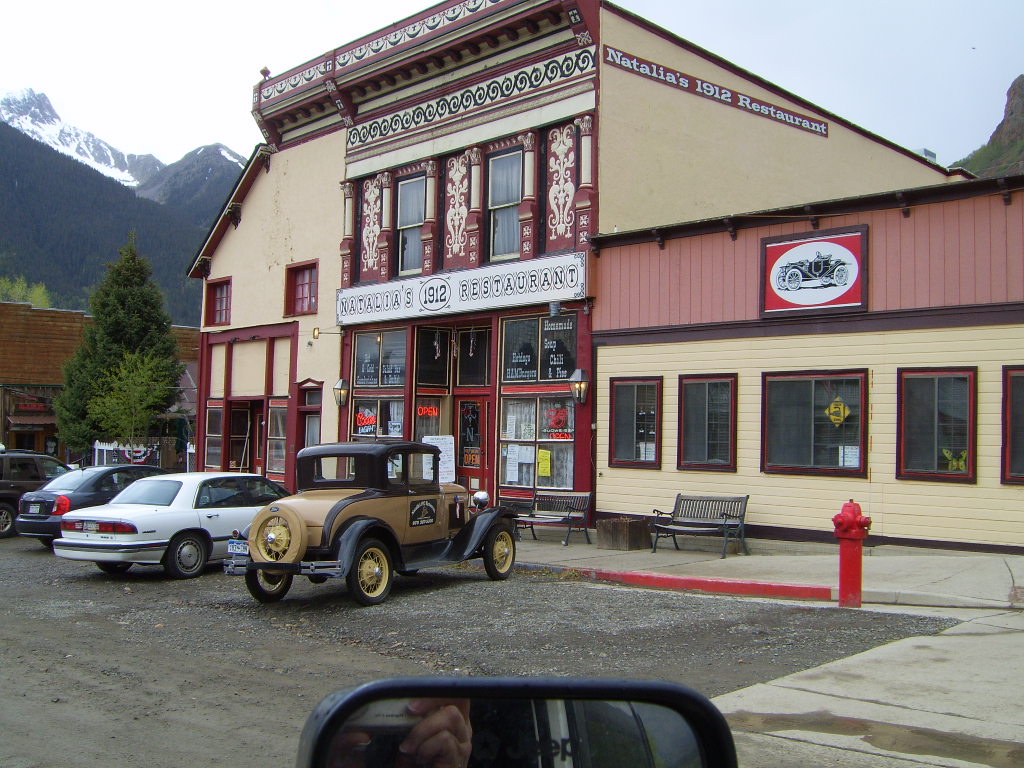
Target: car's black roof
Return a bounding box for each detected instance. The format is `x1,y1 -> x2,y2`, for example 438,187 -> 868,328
297,441 -> 441,461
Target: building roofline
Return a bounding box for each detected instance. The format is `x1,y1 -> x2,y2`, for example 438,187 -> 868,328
601,0 -> 973,182
589,174 -> 1024,250
187,145 -> 272,279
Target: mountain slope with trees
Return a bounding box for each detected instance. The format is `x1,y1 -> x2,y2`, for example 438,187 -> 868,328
956,74 -> 1024,177
0,122 -> 205,325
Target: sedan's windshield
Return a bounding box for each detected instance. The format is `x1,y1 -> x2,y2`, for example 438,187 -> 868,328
40,469 -> 94,492
111,479 -> 182,506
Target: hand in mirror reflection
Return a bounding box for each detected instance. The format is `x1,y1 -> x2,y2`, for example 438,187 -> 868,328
327,697 -> 472,768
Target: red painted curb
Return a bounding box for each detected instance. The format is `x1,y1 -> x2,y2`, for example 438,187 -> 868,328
578,567 -> 833,601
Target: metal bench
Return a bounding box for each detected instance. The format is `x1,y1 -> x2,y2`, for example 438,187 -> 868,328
508,491 -> 592,546
649,493 -> 750,558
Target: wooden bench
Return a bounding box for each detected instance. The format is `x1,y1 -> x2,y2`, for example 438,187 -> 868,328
650,493 -> 750,558
507,491 -> 592,546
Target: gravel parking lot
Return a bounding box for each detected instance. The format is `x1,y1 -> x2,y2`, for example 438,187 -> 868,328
0,536 -> 956,767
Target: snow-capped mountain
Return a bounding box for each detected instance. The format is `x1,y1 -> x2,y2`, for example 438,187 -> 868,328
2,88 -> 247,229
0,88 -> 164,186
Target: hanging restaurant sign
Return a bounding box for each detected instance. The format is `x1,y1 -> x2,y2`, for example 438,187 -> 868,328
760,226 -> 867,317
335,251 -> 587,325
603,46 -> 828,137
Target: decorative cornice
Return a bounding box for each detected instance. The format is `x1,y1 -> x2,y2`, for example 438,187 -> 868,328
346,47 -> 596,151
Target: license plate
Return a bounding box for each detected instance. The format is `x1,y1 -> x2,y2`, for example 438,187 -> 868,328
84,521 -> 99,532
29,503 -> 41,514
227,539 -> 249,555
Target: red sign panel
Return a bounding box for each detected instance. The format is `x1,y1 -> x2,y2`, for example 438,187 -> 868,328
761,227 -> 867,316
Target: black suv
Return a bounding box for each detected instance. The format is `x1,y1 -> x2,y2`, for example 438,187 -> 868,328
0,449 -> 71,538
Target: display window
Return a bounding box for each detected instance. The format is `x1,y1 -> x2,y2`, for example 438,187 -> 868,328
897,368 -> 976,482
609,378 -> 662,468
762,370 -> 867,476
499,396 -> 575,490
678,374 -> 737,471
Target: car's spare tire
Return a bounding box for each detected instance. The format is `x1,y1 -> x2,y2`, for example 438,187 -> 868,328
248,505 -> 307,565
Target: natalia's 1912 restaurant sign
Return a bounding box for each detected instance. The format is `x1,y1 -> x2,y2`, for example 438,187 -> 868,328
335,252 -> 586,325
604,46 -> 828,137
760,226 -> 867,317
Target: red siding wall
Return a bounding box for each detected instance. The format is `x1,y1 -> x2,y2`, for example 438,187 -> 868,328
593,193 -> 1024,331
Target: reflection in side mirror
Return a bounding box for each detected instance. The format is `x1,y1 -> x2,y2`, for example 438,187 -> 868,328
298,678 -> 737,768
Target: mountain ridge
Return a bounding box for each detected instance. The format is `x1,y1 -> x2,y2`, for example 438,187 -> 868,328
955,74 -> 1024,177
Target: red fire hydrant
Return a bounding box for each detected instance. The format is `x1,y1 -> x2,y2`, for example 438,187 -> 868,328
833,499 -> 871,608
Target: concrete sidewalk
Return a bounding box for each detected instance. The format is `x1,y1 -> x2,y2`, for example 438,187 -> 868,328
514,529 -> 1024,766
513,528 -> 1024,610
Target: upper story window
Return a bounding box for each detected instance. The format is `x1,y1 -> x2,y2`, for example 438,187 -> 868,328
488,150 -> 522,260
897,368 -> 976,483
397,176 -> 426,275
205,279 -> 230,326
285,261 -> 318,315
762,370 -> 867,477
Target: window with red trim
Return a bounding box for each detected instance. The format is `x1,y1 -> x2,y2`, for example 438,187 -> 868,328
205,279 -> 231,325
285,262 -> 318,315
1004,366 -> 1024,484
609,377 -> 662,468
762,370 -> 867,477
678,374 -> 737,471
897,368 -> 976,483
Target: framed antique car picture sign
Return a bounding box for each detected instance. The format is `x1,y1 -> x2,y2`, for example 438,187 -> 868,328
760,226 -> 868,317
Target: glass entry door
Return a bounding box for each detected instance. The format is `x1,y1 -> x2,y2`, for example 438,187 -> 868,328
456,399 -> 489,493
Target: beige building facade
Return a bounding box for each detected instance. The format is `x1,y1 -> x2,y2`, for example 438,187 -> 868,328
189,0 -> 964,502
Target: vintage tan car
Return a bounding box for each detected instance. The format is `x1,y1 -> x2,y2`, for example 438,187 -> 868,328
225,441 -> 517,605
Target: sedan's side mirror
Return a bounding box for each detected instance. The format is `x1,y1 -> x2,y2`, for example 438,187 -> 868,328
297,677 -> 737,768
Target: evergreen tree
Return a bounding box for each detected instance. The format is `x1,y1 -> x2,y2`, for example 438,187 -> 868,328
54,234 -> 185,452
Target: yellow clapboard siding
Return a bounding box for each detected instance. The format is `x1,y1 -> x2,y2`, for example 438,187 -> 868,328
595,323 -> 1024,547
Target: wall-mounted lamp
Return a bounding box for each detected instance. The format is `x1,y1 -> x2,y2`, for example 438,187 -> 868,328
549,301 -> 561,317
569,368 -> 589,405
312,327 -> 345,340
333,378 -> 350,407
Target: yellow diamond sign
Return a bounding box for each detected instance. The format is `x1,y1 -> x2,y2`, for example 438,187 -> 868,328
825,396 -> 850,426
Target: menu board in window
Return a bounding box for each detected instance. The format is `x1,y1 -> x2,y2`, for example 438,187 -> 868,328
541,315 -> 576,381
354,334 -> 381,387
502,318 -> 537,382
380,331 -> 407,386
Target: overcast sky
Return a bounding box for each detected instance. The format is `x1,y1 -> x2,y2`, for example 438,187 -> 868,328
2,0 -> 1021,166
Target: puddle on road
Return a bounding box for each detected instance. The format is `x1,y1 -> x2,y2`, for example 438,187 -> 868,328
727,710 -> 1024,768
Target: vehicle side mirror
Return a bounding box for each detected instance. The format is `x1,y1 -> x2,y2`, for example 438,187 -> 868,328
297,677 -> 737,768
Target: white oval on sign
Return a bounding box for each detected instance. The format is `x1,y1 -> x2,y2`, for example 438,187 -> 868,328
768,242 -> 858,306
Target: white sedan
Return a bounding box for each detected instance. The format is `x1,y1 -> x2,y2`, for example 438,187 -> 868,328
53,472 -> 289,578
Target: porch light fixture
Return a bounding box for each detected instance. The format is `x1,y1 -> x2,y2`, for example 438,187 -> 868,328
569,368 -> 589,405
549,301 -> 561,317
333,378 -> 350,407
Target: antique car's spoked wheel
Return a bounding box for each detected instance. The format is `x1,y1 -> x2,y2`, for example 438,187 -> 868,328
347,538 -> 393,606
257,518 -> 291,559
245,569 -> 294,603
483,525 -> 516,580
249,506 -> 307,564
